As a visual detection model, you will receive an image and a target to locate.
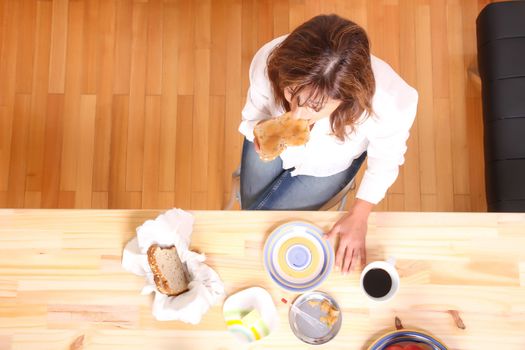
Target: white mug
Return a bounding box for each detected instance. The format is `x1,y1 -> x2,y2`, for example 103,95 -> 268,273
359,257 -> 400,302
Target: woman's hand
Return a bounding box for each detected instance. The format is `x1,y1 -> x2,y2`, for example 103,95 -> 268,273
325,199 -> 373,274
253,119 -> 272,153
253,136 -> 261,153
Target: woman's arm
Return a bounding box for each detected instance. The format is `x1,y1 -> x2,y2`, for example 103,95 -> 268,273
239,37 -> 287,141
326,72 -> 419,274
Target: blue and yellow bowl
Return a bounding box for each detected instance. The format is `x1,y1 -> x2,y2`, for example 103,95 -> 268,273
263,221 -> 333,293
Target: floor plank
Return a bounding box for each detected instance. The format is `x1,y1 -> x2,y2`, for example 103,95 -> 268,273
15,0 -> 37,94
142,96 -> 161,209
92,0 -> 117,193
158,1 -> 178,192
41,94 -> 64,208
6,95 -> 31,208
125,1 -> 147,192
113,0 -> 132,95
25,1 -> 52,192
60,1 -> 84,192
48,0 -> 68,94
75,95 -> 97,208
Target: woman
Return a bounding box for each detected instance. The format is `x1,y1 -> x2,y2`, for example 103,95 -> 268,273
238,14 -> 418,274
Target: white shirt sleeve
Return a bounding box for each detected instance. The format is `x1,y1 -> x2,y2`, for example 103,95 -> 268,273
356,78 -> 419,205
238,36 -> 287,142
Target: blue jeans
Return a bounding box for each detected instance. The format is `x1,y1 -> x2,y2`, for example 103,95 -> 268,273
240,138 -> 367,210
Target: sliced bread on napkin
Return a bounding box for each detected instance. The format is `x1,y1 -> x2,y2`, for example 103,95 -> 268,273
147,244 -> 189,296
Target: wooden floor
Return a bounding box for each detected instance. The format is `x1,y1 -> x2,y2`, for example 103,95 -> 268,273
0,0 -> 492,211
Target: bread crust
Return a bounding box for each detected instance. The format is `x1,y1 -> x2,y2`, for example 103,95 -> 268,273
147,244 -> 189,297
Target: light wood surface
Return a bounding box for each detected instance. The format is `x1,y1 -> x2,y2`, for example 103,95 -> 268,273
0,0 -> 493,212
1,209 -> 525,349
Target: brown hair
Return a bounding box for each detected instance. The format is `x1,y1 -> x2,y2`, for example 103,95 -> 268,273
267,14 -> 375,140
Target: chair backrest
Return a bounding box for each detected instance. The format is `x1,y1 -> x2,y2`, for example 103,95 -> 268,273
477,1 -> 525,212
319,178 -> 355,211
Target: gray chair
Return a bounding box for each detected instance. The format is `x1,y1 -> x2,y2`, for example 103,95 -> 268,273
223,166 -> 356,211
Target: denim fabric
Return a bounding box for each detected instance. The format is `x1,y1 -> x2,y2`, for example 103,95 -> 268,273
240,138 -> 367,210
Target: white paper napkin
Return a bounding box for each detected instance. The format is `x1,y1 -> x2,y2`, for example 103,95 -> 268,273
122,208 -> 225,324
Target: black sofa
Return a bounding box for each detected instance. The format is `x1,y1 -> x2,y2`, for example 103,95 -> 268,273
477,0 -> 525,212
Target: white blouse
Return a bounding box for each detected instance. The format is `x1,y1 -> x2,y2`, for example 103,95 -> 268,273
239,35 -> 418,205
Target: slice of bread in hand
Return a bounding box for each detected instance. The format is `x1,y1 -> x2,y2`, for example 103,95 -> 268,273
253,112 -> 310,161
147,244 -> 189,296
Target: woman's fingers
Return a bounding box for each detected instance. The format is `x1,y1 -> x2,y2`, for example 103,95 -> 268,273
341,246 -> 354,274
360,247 -> 367,269
324,225 -> 335,240
254,137 -> 261,152
334,240 -> 346,271
350,250 -> 361,272
339,243 -> 367,274
324,223 -> 340,248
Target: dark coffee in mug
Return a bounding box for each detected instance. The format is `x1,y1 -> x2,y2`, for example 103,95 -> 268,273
362,268 -> 392,298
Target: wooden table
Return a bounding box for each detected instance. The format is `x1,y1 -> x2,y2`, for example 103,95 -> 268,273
1,210 -> 525,349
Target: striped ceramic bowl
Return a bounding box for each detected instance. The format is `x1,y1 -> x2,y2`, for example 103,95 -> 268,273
368,329 -> 449,350
263,221 -> 333,293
